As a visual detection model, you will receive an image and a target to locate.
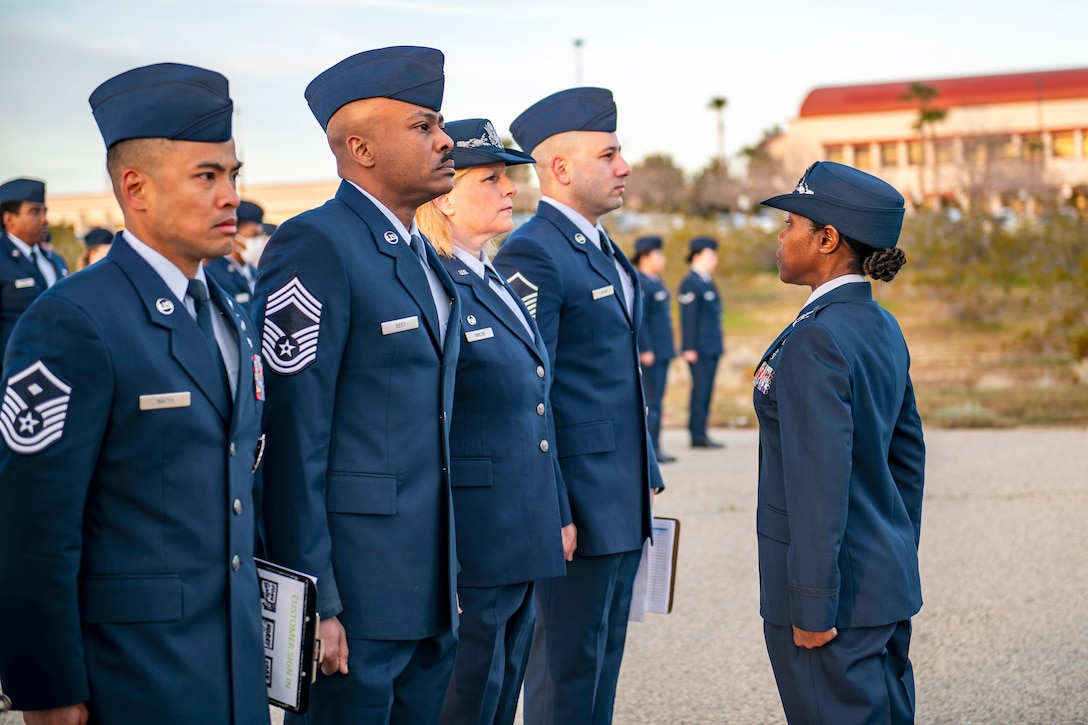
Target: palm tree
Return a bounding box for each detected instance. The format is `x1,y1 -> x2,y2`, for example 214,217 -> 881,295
901,83 -> 947,205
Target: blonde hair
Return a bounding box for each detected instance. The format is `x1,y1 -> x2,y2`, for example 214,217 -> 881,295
414,167 -> 470,258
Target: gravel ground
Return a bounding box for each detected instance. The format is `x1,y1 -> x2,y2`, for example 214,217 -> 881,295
5,428 -> 1086,724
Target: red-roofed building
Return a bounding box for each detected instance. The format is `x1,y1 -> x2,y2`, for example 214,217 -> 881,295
773,67 -> 1088,205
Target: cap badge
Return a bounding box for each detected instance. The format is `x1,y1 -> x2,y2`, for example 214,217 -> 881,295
455,121 -> 503,150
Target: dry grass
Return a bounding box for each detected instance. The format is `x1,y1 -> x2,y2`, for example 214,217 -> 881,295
660,273 -> 1088,431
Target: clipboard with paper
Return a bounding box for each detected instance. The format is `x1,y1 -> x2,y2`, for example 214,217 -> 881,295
629,516 -> 681,621
256,558 -> 322,713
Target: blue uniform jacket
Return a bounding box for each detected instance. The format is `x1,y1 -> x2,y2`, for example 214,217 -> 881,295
636,272 -> 676,361
254,180 -> 461,641
678,270 -> 723,356
0,232 -> 69,357
439,255 -> 569,587
205,255 -> 256,312
753,282 -> 926,632
0,236 -> 268,723
494,201 -> 658,556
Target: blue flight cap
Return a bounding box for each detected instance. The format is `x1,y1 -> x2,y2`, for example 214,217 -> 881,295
305,46 -> 445,131
446,118 -> 534,169
761,161 -> 905,248
632,235 -> 663,262
237,200 -> 264,224
510,87 -> 617,155
89,62 -> 233,148
687,236 -> 718,262
83,227 -> 113,248
261,222 -> 278,236
0,178 -> 45,205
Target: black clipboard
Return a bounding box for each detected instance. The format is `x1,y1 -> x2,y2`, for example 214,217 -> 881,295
256,558 -> 321,713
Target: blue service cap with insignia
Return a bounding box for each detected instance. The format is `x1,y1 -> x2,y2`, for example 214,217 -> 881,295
761,161 -> 905,248
446,118 -> 534,169
632,235 -> 663,262
510,87 -> 617,156
237,200 -> 264,225
305,46 -> 445,131
89,62 -> 233,148
687,236 -> 718,262
83,227 -> 113,248
0,178 -> 45,205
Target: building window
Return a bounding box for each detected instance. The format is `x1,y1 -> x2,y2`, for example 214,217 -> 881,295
854,144 -> 872,168
1052,130 -> 1075,158
880,142 -> 899,167
907,140 -> 922,165
935,139 -> 955,164
824,145 -> 844,163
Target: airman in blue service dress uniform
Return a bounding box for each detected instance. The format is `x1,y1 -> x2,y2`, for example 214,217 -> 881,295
254,46 -> 462,724
0,178 -> 68,358
0,63 -> 270,725
753,161 -> 926,724
416,117 -> 571,725
678,235 -> 724,448
493,87 -> 660,725
205,199 -> 264,311
633,235 -> 676,463
79,226 -> 113,268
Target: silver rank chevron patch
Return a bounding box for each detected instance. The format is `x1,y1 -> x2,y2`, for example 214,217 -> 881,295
1,360 -> 72,454
505,272 -> 539,318
263,276 -> 323,375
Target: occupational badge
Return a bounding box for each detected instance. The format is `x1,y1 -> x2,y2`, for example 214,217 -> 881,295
262,276 -> 323,375
1,360 -> 72,454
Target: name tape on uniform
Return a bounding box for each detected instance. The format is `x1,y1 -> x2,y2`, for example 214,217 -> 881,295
139,392 -> 192,410
381,316 -> 419,335
14,278 -> 35,289
592,285 -> 615,300
465,327 -> 495,343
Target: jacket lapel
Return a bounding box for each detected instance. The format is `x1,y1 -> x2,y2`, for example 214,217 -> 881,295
441,256 -> 538,355
335,181 -> 445,352
536,203 -> 633,328
108,238 -> 231,422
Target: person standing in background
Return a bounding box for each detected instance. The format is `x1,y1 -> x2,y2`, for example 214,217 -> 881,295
0,178 -> 67,358
78,227 -> 113,269
205,199 -> 265,311
633,234 -> 676,463
679,236 -> 724,448
754,161 -> 925,724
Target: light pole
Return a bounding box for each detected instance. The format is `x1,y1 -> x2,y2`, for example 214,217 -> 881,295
573,38 -> 584,86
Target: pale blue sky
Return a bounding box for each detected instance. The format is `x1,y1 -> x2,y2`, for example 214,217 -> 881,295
1,0 -> 1084,194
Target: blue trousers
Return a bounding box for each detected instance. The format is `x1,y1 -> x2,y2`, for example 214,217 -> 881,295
764,620 -> 915,724
641,358 -> 670,454
440,582 -> 535,725
288,628 -> 458,725
523,549 -> 643,725
687,354 -> 719,441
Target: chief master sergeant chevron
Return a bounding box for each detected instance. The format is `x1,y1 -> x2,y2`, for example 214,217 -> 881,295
253,46 -> 462,724
493,87 -> 661,725
0,63 -> 270,724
